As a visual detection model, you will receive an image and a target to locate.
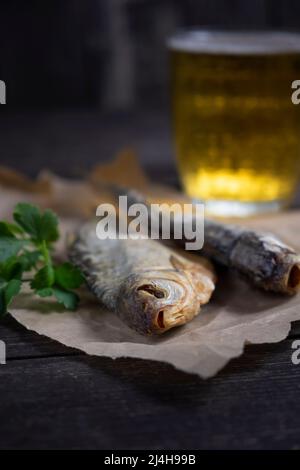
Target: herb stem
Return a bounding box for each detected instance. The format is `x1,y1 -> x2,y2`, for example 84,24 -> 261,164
40,240 -> 51,266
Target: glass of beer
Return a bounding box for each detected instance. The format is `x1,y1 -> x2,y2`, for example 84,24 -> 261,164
168,31 -> 300,216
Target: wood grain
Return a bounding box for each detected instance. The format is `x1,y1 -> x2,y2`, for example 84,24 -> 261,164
1,341 -> 300,449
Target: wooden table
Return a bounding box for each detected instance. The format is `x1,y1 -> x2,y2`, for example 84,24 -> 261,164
1,112 -> 300,449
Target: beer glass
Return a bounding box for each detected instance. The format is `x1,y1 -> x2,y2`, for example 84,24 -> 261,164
169,31 -> 300,216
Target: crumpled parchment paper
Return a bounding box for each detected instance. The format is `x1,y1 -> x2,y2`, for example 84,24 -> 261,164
1,153 -> 300,378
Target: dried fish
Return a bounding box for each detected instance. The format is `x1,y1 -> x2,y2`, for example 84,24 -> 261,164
200,220 -> 300,294
69,221 -> 216,335
125,190 -> 300,295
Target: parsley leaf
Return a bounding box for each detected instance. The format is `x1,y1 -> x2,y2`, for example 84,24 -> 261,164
13,203 -> 41,238
13,203 -> 59,245
31,264 -> 55,290
0,288 -> 5,317
0,237 -> 26,263
5,279 -> 22,308
0,256 -> 24,281
0,278 -> 22,317
54,262 -> 84,290
18,250 -> 40,271
35,287 -> 53,298
39,209 -> 59,244
0,202 -> 84,316
36,286 -> 79,310
52,287 -> 79,310
0,221 -> 24,237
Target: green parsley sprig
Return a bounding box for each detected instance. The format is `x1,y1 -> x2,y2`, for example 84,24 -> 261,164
0,203 -> 84,317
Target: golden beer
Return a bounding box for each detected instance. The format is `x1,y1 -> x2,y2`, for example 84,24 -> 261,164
169,31 -> 300,216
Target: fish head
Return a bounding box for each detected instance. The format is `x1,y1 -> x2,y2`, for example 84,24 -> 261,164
117,264 -> 213,335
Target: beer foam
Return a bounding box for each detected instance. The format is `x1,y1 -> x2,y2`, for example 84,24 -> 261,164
168,31 -> 300,55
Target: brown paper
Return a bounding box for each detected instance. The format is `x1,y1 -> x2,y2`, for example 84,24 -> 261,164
1,160 -> 300,378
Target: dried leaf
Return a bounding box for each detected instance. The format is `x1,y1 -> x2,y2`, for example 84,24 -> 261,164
89,149 -> 149,192
0,166 -> 51,194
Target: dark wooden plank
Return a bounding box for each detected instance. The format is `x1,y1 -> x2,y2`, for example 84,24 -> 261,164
0,316 -> 80,359
0,340 -> 300,450
288,320 -> 300,338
